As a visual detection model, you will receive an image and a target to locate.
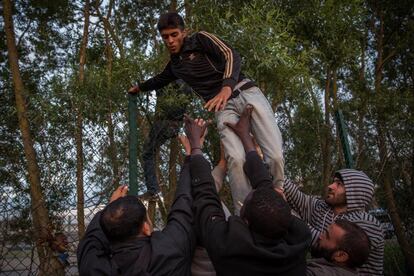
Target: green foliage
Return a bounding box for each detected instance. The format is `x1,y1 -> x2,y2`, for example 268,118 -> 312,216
1,0 -> 414,272
384,240 -> 406,276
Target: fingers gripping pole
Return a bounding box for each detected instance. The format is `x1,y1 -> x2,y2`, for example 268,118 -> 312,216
128,93 -> 138,195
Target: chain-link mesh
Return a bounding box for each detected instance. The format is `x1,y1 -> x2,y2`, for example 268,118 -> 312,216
0,80 -> 196,275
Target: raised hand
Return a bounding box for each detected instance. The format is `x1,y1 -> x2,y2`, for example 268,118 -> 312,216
224,104 -> 253,139
224,105 -> 255,153
109,185 -> 129,203
179,121 -> 209,155
183,115 -> 209,154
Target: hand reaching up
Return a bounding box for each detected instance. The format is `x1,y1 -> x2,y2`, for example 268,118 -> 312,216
224,105 -> 256,152
183,114 -> 209,154
179,120 -> 209,155
110,185 -> 129,203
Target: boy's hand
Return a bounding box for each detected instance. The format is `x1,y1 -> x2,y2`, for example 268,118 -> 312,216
204,86 -> 232,112
128,85 -> 140,94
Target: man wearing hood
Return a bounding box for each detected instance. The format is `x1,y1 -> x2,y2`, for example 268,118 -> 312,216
184,106 -> 311,275
283,168 -> 384,275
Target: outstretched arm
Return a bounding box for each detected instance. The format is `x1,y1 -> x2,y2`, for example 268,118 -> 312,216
184,115 -> 226,247
128,62 -> 177,94
77,185 -> 128,276
161,155 -> 196,255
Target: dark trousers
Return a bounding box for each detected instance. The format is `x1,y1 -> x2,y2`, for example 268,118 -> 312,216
142,120 -> 181,194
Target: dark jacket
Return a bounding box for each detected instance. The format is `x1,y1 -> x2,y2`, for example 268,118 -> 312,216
139,31 -> 245,102
77,157 -> 196,276
284,169 -> 384,275
190,151 -> 311,276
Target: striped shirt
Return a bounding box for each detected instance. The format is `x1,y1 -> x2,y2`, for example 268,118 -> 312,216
284,169 -> 384,275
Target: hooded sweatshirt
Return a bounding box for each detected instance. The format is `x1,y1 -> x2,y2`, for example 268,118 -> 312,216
190,151 -> 311,276
284,169 -> 384,275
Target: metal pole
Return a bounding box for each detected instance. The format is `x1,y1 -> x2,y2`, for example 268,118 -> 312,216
334,109 -> 354,168
128,93 -> 138,195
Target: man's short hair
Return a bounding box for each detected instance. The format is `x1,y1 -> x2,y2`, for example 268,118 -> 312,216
157,12 -> 185,32
241,187 -> 292,239
100,196 -> 147,242
335,219 -> 371,268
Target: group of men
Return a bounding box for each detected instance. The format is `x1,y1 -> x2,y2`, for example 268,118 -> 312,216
77,12 -> 384,275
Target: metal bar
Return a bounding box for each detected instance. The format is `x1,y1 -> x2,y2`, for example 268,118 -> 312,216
335,109 -> 354,168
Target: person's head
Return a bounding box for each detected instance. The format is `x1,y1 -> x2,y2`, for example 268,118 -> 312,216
49,232 -> 68,253
324,173 -> 347,208
157,12 -> 187,54
100,196 -> 153,242
332,169 -> 375,211
240,187 -> 292,239
313,219 -> 370,269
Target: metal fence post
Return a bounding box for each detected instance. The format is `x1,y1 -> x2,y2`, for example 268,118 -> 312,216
334,109 -> 354,169
128,93 -> 138,195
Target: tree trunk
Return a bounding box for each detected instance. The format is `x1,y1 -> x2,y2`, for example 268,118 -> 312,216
356,36 -> 368,168
184,0 -> 192,20
94,0 -> 125,59
331,70 -> 344,167
76,0 -> 90,239
373,5 -> 414,272
321,68 -> 332,186
103,1 -> 120,188
2,0 -> 53,272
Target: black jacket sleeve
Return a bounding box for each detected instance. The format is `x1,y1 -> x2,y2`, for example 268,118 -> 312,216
77,212 -> 111,276
190,154 -> 226,247
196,31 -> 242,90
160,156 -> 196,253
243,150 -> 273,189
139,62 -> 177,92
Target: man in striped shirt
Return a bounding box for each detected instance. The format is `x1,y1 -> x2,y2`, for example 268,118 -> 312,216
283,170 -> 385,275
128,12 -> 284,214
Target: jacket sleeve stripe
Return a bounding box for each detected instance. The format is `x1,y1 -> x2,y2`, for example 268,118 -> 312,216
199,31 -> 233,79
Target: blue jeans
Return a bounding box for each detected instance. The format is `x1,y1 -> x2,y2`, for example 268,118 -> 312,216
142,120 -> 180,194
215,86 -> 284,214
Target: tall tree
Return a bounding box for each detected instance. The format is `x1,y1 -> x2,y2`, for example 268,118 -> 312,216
2,0 -> 53,272
75,0 -> 90,238
369,0 -> 414,272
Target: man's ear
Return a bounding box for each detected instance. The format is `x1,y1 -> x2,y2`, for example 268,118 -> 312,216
332,250 -> 349,264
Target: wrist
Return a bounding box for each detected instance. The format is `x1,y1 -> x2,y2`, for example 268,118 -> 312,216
191,148 -> 203,155
189,141 -> 201,149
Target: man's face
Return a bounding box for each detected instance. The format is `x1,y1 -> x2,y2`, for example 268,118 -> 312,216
325,177 -> 346,206
312,223 -> 345,261
53,234 -> 68,253
160,28 -> 186,54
